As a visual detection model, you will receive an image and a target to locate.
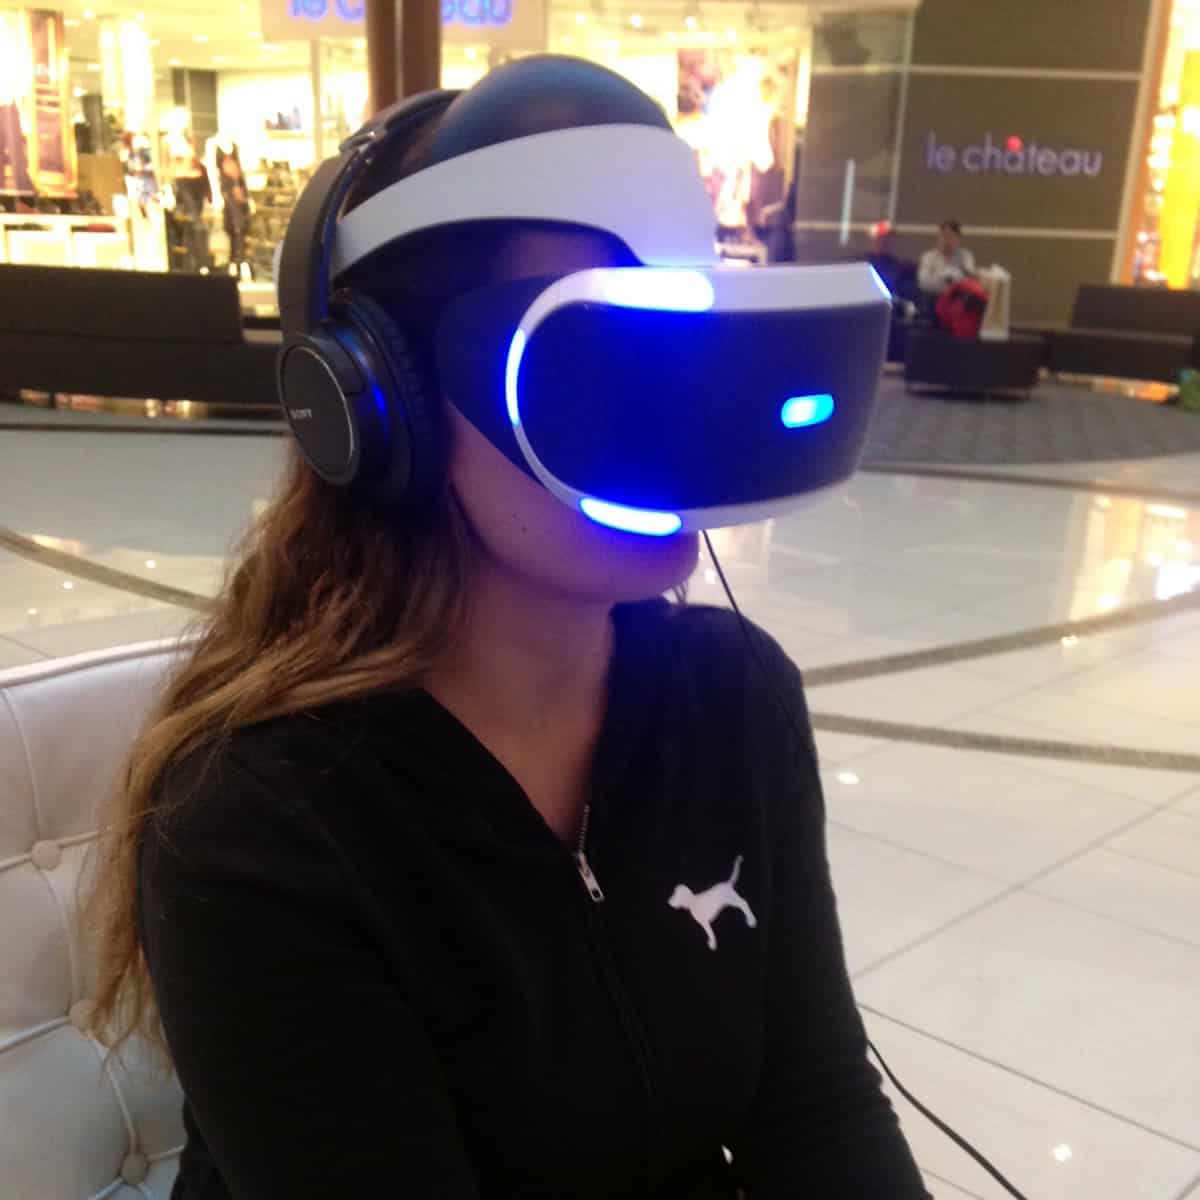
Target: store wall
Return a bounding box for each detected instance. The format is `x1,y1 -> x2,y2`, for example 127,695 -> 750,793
795,0 -> 1158,327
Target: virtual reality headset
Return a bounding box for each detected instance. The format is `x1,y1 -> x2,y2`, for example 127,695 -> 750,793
277,62 -> 891,535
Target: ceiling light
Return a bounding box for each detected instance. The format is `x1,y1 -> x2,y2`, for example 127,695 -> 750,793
1060,635 -> 1079,647
725,25 -> 736,39
629,12 -> 643,27
72,85 -> 86,97
62,580 -> 75,590
27,608 -> 38,616
149,38 -> 160,46
1097,593 -> 1119,611
169,57 -> 182,65
836,770 -> 860,786
575,9 -> 586,20
1148,503 -> 1187,520
65,17 -> 80,26
87,62 -> 100,71
1052,1144 -> 1073,1164
194,33 -> 209,43
82,8 -> 95,18
250,30 -> 263,38
684,14 -> 698,28
136,10 -> 145,21
145,559 -> 157,569
465,45 -> 478,58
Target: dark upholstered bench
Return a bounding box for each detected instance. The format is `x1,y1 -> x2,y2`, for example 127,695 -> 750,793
1046,284 -> 1200,384
0,265 -> 279,405
905,329 -> 1044,398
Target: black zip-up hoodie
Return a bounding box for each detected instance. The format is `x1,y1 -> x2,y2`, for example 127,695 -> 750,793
140,601 -> 931,1199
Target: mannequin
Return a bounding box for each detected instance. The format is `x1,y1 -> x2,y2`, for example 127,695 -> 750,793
167,127 -> 211,272
214,135 -> 252,279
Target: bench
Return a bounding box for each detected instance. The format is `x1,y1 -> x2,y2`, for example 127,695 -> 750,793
905,328 -> 1044,398
0,265 -> 280,405
1046,284 -> 1200,384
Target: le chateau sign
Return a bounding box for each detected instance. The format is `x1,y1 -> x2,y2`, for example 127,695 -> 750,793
924,131 -> 1104,179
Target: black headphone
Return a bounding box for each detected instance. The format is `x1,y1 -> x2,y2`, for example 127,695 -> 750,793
275,90 -> 459,506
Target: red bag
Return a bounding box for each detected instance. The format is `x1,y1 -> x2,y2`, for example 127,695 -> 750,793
934,278 -> 988,338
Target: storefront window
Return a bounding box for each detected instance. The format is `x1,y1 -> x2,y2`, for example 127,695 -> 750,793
0,0 -> 912,283
1130,0 -> 1200,287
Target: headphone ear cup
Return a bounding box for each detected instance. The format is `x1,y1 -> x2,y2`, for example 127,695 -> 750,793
337,294 -> 443,507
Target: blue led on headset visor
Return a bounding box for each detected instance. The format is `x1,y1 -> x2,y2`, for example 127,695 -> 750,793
579,497 -> 683,536
781,393 -> 835,429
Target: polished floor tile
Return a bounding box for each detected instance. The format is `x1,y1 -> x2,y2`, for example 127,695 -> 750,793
821,742 -> 1152,882
855,890 -> 1200,1146
826,825 -> 1006,976
1032,844 -> 1200,948
864,1011 -> 1200,1200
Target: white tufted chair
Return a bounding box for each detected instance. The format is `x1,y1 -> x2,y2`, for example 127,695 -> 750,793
0,641 -> 188,1200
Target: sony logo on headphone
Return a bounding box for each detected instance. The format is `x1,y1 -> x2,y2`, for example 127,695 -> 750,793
289,408 -> 315,420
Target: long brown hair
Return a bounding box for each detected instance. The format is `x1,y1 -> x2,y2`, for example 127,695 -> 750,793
85,115 -> 477,1052
87,449 -> 475,1051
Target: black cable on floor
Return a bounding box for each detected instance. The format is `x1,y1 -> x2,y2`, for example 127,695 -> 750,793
701,529 -> 1031,1200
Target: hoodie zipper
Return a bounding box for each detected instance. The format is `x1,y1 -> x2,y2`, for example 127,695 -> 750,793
572,798 -> 660,1190
574,802 -> 606,902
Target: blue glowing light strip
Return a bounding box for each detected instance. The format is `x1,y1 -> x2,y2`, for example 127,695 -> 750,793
781,393 -> 835,429
505,329 -> 526,426
579,497 -> 683,536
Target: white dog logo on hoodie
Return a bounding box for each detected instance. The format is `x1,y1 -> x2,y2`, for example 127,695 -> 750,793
668,856 -> 757,951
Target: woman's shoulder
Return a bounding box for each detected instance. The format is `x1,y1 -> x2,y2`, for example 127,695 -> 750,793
620,598 -> 801,692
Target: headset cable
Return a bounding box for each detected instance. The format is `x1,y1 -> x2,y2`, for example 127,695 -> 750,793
702,531 -> 1031,1200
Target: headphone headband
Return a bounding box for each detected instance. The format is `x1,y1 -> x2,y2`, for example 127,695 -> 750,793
276,89 -> 459,338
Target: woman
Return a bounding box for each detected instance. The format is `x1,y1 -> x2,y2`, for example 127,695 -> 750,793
89,58 -> 930,1199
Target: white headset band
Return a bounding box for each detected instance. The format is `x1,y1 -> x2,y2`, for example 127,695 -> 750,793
332,124 -> 718,277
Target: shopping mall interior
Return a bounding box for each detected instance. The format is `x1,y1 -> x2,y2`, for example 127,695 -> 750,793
1,0 -> 1199,1198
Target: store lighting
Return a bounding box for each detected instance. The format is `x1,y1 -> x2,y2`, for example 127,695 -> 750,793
72,85 -> 86,97
685,14 -> 698,28
630,12 -> 643,27
65,17 -> 80,26
136,10 -> 145,21
169,57 -> 182,65
82,8 -> 95,18
836,771 -> 860,786
27,609 -> 38,617
150,38 -> 160,46
465,45 -> 478,58
250,30 -> 263,38
1052,1144 -> 1073,1164
145,559 -> 157,569
87,62 -> 99,71
62,581 -> 75,591
1148,503 -> 1187,519
575,10 -> 586,21
213,55 -> 226,64
1060,635 -> 1080,647
725,26 -> 737,40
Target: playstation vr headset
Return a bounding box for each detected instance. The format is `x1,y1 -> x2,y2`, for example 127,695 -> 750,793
276,56 -> 890,535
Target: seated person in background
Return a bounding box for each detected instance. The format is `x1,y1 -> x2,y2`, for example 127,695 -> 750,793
918,219 -> 976,296
866,220 -> 917,302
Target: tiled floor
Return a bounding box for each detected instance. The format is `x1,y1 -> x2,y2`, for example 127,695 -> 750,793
2,411 -> 1199,1199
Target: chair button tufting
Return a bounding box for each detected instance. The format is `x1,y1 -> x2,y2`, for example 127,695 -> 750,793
69,999 -> 95,1032
31,840 -> 62,870
121,1153 -> 149,1184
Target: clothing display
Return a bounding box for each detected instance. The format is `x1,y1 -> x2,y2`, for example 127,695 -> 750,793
0,101 -> 33,194
216,142 -> 251,277
140,600 -> 930,1200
